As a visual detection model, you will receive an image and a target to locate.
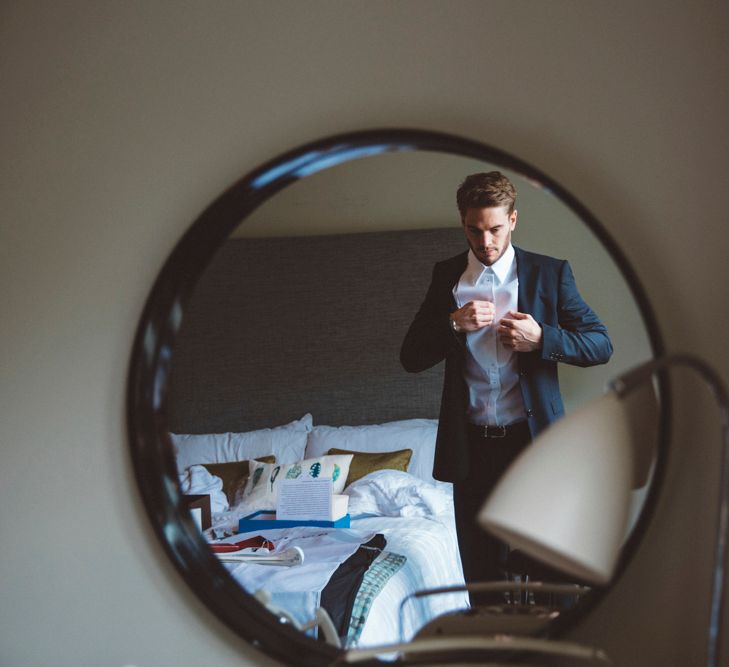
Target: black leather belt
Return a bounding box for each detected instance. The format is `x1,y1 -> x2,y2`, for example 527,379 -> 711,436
467,421 -> 528,439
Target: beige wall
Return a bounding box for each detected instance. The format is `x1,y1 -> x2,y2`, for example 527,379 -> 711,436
1,2 -> 727,666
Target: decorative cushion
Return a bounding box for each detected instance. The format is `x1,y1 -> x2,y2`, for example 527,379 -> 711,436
201,456 -> 275,507
238,454 -> 354,512
327,447 -> 412,487
170,413 -> 312,473
305,418 -> 438,484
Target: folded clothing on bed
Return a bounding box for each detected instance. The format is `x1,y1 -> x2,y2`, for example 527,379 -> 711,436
319,534 -> 387,640
221,527 -> 377,628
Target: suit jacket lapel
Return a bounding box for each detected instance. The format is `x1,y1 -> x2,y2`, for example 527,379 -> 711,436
515,246 -> 539,313
445,251 -> 469,307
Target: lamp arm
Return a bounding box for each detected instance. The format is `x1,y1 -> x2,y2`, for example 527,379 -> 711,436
253,590 -> 342,648
609,353 -> 729,667
337,636 -> 610,665
398,582 -> 590,643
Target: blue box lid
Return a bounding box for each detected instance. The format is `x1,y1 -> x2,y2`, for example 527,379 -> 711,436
238,510 -> 351,534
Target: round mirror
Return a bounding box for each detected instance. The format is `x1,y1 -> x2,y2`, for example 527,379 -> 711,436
127,129 -> 667,665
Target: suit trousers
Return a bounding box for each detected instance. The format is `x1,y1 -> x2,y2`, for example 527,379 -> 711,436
452,420 -> 531,584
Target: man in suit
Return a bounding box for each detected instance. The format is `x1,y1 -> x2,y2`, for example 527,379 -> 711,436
400,171 -> 613,583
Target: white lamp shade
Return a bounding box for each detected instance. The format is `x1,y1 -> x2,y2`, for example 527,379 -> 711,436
478,391 -> 651,585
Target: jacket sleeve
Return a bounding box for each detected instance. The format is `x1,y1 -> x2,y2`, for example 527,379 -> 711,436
400,264 -> 464,373
539,261 -> 613,367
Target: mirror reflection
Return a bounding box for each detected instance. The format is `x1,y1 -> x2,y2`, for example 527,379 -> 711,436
166,150 -> 655,648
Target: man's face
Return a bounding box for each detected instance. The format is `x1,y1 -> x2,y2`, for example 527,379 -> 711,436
461,206 -> 517,266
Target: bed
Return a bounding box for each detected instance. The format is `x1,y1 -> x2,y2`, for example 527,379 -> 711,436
173,414 -> 468,647
167,228 -> 470,647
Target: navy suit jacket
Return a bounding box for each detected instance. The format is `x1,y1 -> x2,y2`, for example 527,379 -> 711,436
400,246 -> 613,482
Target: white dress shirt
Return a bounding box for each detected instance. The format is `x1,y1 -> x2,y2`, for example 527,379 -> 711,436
453,244 -> 526,426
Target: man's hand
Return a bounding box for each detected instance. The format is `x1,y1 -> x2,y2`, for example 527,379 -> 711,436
451,300 -> 495,332
498,311 -> 543,352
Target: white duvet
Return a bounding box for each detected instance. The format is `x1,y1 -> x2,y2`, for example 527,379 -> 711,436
210,470 -> 468,647
344,469 -> 453,518
345,472 -> 467,647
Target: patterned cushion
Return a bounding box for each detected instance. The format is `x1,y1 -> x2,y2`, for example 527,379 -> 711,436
238,454 -> 354,511
201,456 -> 275,506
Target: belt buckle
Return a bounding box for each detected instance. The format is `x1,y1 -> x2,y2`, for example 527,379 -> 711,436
484,425 -> 507,438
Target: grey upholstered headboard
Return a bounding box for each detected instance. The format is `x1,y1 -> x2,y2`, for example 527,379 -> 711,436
167,227 -> 465,433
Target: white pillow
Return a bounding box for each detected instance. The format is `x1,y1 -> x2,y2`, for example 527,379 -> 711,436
304,418 -> 438,484
344,469 -> 452,518
237,454 -> 354,513
171,414 -> 313,473
178,465 -> 229,514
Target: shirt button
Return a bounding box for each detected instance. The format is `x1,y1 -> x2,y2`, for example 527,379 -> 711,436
526,409 -> 534,417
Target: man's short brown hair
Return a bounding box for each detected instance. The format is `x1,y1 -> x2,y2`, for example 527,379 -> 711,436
456,171 -> 517,218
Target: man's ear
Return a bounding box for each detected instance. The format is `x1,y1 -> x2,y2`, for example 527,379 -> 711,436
510,209 -> 518,229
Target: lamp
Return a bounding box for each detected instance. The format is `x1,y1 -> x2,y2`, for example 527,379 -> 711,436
479,354 -> 729,667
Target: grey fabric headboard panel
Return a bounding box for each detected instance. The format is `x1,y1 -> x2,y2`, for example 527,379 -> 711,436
167,227 -> 466,433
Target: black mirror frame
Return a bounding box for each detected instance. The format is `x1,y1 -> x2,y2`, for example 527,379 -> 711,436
126,128 -> 669,666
